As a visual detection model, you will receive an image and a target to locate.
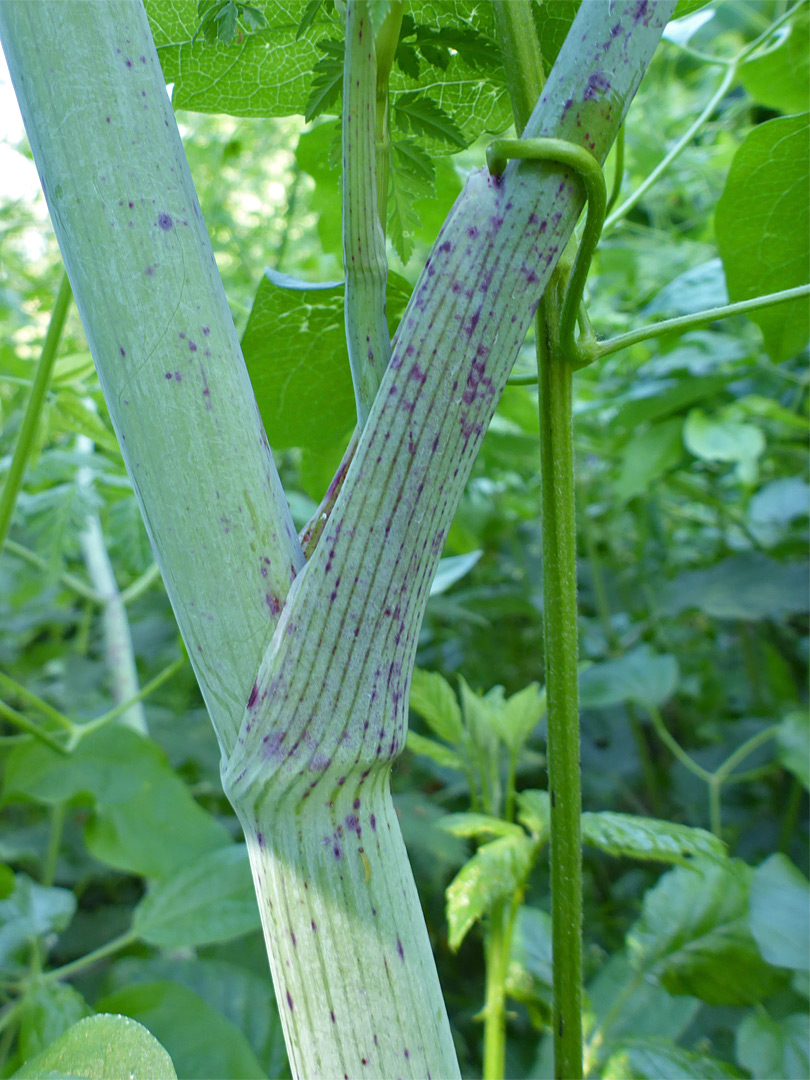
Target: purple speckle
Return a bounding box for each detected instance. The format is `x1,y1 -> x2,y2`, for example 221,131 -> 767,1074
330,1010 -> 336,1023
528,212 -> 539,225
439,240 -> 452,253
188,340 -> 197,351
202,326 -> 210,335
119,346 -> 126,357
286,990 -> 293,1011
265,593 -> 281,615
467,225 -> 479,239
370,814 -> 377,831
247,682 -> 259,708
396,937 -> 404,961
585,70 -> 611,101
140,55 -> 147,62
125,58 -> 132,68
158,212 -> 173,230
164,372 -> 172,380
256,830 -> 264,848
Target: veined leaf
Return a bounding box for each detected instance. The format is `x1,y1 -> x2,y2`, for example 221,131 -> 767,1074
579,645 -> 678,710
13,1014 -> 177,1080
409,667 -> 463,744
393,92 -> 466,147
516,789 -> 550,843
736,1010 -> 810,1080
446,833 -> 535,950
581,812 -> 727,866
492,683 -> 546,755
405,730 -> 464,772
305,38 -> 343,122
438,812 -> 524,841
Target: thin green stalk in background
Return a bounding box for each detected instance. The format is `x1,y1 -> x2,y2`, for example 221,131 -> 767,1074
0,272 -> 71,548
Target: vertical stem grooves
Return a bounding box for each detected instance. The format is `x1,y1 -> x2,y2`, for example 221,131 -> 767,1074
343,0 -> 391,427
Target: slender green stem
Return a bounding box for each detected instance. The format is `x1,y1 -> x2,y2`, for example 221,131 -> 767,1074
646,704 -> 712,783
40,930 -> 136,984
605,127 -> 625,216
1,538 -> 102,603
491,0 -> 545,134
779,778 -> 802,854
708,778 -> 723,838
42,803 -> 66,888
604,63 -> 737,231
482,900 -> 509,1080
0,671 -> 74,732
373,1 -> 402,229
0,699 -> 69,754
714,725 -> 779,784
0,272 -> 71,548
597,284 -> 810,358
70,656 -> 186,745
119,561 -> 161,606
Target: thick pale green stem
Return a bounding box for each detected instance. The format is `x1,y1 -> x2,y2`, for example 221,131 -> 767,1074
0,272 -> 71,548
343,0 -> 391,427
374,1 -> 403,226
0,0 -> 303,753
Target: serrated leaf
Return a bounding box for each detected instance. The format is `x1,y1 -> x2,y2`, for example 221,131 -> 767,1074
446,833 -> 535,950
491,683 -> 546,755
715,114 -> 810,363
393,92 -> 466,146
0,876 -> 76,972
602,1036 -> 740,1079
579,645 -> 678,710
749,854 -> 810,971
17,982 -> 92,1064
581,812 -> 726,867
438,812 -> 524,841
52,392 -> 120,457
405,730 -> 464,771
296,0 -> 324,41
392,138 -> 436,188
627,861 -> 786,1005
13,1014 -> 177,1080
409,667 -> 463,744
133,844 -> 260,947
305,38 -> 344,122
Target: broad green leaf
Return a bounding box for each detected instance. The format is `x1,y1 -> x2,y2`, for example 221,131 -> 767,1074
96,981 -> 265,1080
748,477 -> 810,528
445,833 -> 534,950
242,268 -> 412,451
661,554 -> 810,620
579,646 -> 678,710
4,728 -> 230,879
740,6 -> 810,116
531,1 -> 578,72
438,812 -> 524,841
0,875 -> 75,972
409,667 -> 463,744
581,812 -> 726,867
405,730 -> 465,771
627,861 -> 786,1005
133,844 -> 260,947
587,953 -> 700,1052
17,982 -> 92,1064
13,1014 -> 176,1080
749,854 -> 810,971
0,864 -> 14,898
777,710 -> 810,789
610,374 -> 732,432
614,418 -> 684,502
491,683 -> 546,756
683,408 -> 765,466
516,789 -> 550,843
106,956 -> 286,1080
715,114 -> 810,363
602,1037 -> 740,1079
736,1010 -> 810,1080
643,258 -> 727,317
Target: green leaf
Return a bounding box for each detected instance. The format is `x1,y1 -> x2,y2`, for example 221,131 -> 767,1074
509,905 -> 553,989
17,982 -> 92,1064
393,92 -> 466,147
96,982 -> 264,1080
777,710 -> 810,789
429,551 -> 482,596
614,418 -> 684,502
740,6 -> 810,116
587,953 -> 700,1053
515,789 -> 550,843
661,554 -> 810,620
683,408 -> 765,466
445,833 -> 535,950
106,956 -> 286,1080
305,38 -> 344,122
627,861 -> 786,1005
602,1036 -> 741,1079
531,0 -> 579,73
405,730 -> 465,771
643,258 -> 728,317
409,667 -> 463,744
13,1014 -> 176,1080
0,875 -> 75,973
581,812 -> 727,867
748,476 -> 810,529
715,113 -> 810,363
579,645 -> 679,710
736,1010 -> 810,1080
491,683 -> 546,756
4,728 -> 230,879
749,854 -> 810,971
438,812 -> 524,841
133,844 -> 260,948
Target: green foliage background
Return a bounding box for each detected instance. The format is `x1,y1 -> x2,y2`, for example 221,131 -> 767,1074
0,1 -> 807,1077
